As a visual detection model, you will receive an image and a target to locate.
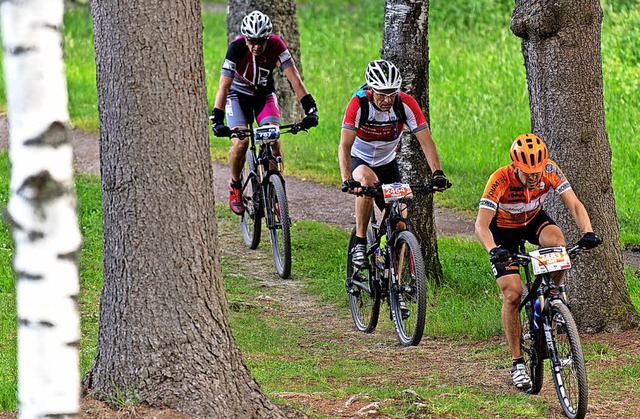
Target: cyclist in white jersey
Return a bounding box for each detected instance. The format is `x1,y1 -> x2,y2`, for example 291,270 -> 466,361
338,60 -> 448,266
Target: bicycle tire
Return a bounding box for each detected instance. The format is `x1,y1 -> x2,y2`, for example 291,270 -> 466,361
547,300 -> 588,419
346,227 -> 380,333
389,231 -> 426,346
520,283 -> 544,394
266,174 -> 291,278
240,149 -> 262,249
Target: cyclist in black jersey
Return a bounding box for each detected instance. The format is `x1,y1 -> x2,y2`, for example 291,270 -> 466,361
209,10 -> 318,215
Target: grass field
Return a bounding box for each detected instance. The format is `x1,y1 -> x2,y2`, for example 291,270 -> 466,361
0,0 -> 639,414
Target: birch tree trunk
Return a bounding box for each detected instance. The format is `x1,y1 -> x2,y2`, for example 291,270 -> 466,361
86,1 -> 289,416
511,0 -> 638,331
226,0 -> 304,123
1,0 -> 81,417
382,0 -> 444,281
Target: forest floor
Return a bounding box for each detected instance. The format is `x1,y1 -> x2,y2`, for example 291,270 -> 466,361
1,116 -> 640,418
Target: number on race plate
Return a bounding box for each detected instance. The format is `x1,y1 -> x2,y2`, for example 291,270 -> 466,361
254,125 -> 280,144
529,247 -> 572,275
382,183 -> 413,202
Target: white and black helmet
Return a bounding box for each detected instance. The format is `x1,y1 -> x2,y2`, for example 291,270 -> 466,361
365,60 -> 402,91
241,10 -> 273,39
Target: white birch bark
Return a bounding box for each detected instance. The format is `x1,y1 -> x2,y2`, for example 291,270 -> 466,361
1,0 -> 81,417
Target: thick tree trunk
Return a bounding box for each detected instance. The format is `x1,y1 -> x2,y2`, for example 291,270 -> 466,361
1,0 -> 81,416
226,0 -> 304,123
86,1 -> 288,417
382,0 -> 443,281
511,0 -> 638,331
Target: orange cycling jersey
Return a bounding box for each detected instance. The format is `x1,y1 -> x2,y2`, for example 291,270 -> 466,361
479,161 -> 571,228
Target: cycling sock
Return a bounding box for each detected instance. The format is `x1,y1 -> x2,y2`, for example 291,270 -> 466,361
512,357 -> 525,366
355,235 -> 367,246
230,179 -> 242,188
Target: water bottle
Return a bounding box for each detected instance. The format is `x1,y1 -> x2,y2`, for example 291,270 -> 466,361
533,299 -> 541,331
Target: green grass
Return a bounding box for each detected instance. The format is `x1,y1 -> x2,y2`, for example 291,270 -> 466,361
0,154 -> 16,410
1,0 -> 640,415
2,153 -> 640,415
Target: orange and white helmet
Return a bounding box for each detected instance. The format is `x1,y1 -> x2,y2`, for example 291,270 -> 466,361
510,133 -> 549,173
241,11 -> 273,39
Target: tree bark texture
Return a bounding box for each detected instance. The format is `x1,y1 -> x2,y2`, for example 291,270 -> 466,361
87,1 -> 288,417
226,0 -> 304,123
511,0 -> 638,331
382,0 -> 444,281
1,0 -> 81,416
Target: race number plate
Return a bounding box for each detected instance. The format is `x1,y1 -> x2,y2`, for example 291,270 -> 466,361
382,183 -> 413,202
254,125 -> 280,144
530,247 -> 571,275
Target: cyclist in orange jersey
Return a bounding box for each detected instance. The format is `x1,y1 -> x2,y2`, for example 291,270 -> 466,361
474,133 -> 601,391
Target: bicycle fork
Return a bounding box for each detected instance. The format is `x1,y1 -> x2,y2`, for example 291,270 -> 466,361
541,304 -> 573,406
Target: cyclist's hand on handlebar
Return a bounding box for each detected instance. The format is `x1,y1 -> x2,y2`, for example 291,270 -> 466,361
341,179 -> 361,193
213,123 -> 231,137
431,170 -> 450,190
577,232 -> 602,249
489,247 -> 511,263
300,94 -> 319,129
301,113 -> 318,129
209,108 -> 231,137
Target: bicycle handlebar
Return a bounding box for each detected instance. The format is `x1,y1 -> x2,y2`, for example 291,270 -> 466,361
510,244 -> 582,265
228,122 -> 307,139
341,181 -> 451,195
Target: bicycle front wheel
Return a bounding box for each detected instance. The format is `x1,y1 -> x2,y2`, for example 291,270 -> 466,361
389,231 -> 426,346
240,150 -> 262,249
547,300 -> 588,419
346,227 -> 380,333
520,283 -> 544,394
265,174 -> 291,278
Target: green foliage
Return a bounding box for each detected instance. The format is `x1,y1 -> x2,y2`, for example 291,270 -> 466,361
0,0 -> 639,413
64,7 -> 99,131
0,153 -> 16,410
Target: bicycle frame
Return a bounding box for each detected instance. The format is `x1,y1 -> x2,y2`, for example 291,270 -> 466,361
231,122 -> 304,279
345,182 -> 444,346
516,242 -> 588,418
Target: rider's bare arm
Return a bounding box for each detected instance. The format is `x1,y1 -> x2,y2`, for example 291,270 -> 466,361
560,189 -> 594,234
282,64 -> 310,100
414,128 -> 443,173
214,74 -> 234,112
338,128 -> 357,182
475,207 -> 499,252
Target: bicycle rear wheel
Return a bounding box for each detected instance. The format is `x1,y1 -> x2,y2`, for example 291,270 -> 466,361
265,174 -> 291,278
346,227 -> 380,332
520,283 -> 544,394
240,150 -> 262,249
547,300 -> 588,419
389,231 -> 426,346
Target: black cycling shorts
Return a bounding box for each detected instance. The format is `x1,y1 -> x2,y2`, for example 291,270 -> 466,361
350,156 -> 402,210
490,210 -> 557,279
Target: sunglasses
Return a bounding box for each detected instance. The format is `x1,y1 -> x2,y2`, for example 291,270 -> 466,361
246,37 -> 268,45
372,89 -> 399,99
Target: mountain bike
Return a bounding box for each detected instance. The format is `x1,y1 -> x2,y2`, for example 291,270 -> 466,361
515,242 -> 589,419
230,122 -> 305,279
342,181 -> 449,346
